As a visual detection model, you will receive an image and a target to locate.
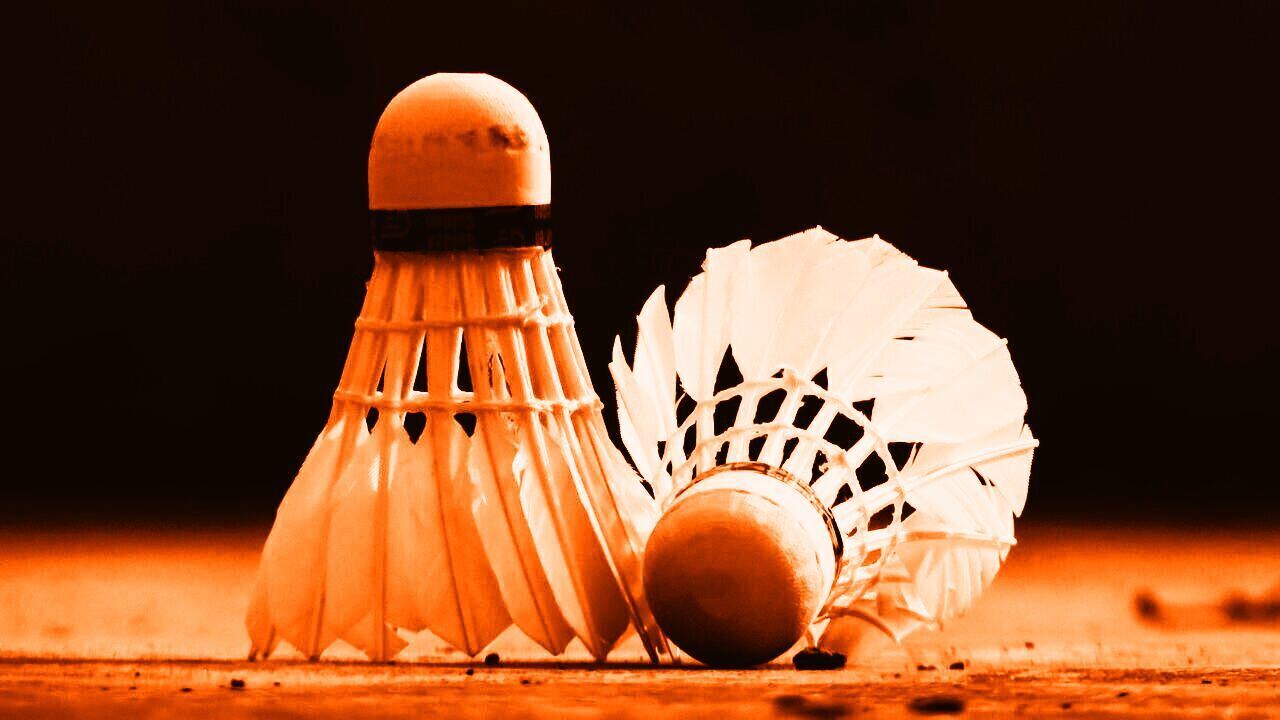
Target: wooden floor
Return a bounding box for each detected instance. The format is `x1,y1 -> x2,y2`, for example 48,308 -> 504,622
2,522 -> 1278,717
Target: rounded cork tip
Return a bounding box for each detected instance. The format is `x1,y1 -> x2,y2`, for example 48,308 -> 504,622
643,479 -> 834,667
368,73 -> 550,210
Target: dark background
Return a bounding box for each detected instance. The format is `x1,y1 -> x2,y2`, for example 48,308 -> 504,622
3,2 -> 1276,521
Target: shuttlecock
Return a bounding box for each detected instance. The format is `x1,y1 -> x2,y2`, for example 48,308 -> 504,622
246,73 -> 666,662
610,228 -> 1036,666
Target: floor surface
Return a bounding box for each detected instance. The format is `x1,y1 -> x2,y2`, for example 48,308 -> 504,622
2,522 -> 1277,717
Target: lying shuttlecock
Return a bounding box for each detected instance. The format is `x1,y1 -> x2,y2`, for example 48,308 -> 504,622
246,73 -> 665,662
611,228 -> 1036,666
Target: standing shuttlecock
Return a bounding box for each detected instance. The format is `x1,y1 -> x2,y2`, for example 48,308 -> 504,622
246,73 -> 666,663
610,228 -> 1036,666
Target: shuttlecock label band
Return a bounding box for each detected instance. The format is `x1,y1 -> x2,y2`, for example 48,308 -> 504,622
371,204 -> 552,252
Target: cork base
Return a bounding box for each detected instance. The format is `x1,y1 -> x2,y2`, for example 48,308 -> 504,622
642,467 -> 836,667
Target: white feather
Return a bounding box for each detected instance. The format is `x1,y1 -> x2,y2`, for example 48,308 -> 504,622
579,418 -> 669,659
672,240 -> 751,401
255,420 -> 359,657
611,337 -> 661,483
873,339 -> 1027,444
891,498 -> 1013,626
386,417 -> 511,656
631,287 -> 678,436
907,423 -> 1036,517
825,260 -> 951,400
876,428 -> 1030,627
244,557 -> 277,658
516,419 -> 631,660
467,414 -> 576,654
785,237 -> 878,378
320,420 -> 406,659
729,228 -> 842,380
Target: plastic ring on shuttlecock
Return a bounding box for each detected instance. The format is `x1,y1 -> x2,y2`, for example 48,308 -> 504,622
371,204 -> 552,252
642,462 -> 844,667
